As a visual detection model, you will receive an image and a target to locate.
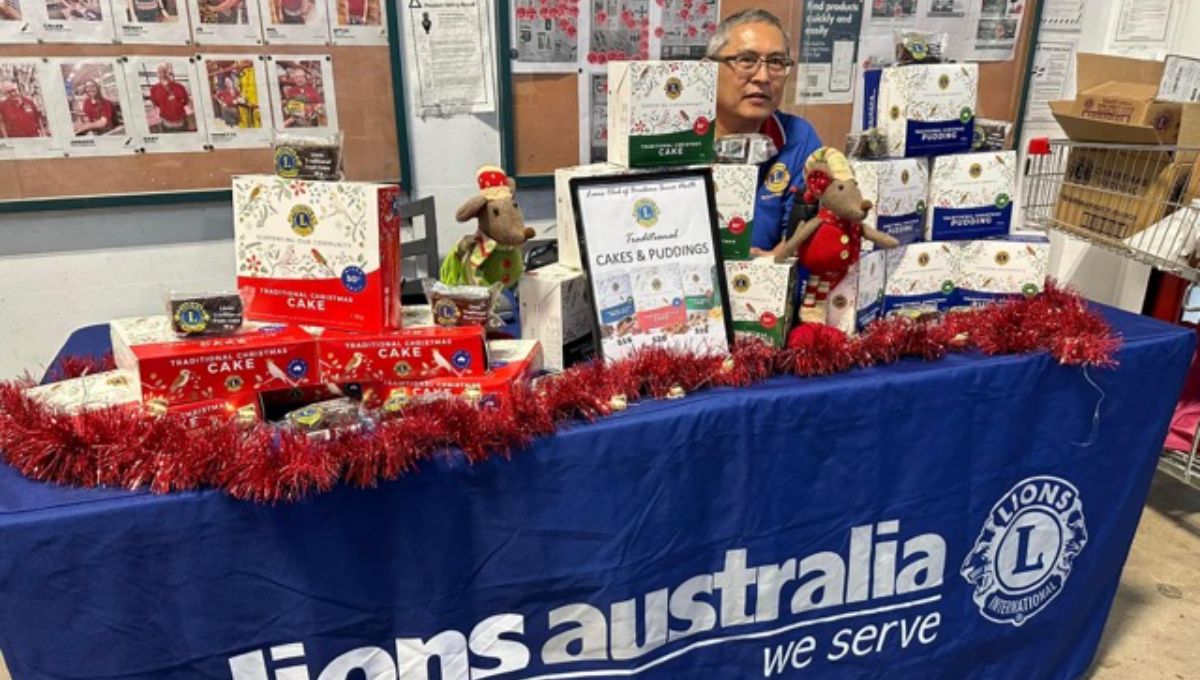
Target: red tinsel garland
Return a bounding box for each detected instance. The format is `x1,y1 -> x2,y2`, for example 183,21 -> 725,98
0,281 -> 1121,503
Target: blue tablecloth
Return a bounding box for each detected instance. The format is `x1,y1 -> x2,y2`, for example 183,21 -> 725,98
0,306 -> 1193,680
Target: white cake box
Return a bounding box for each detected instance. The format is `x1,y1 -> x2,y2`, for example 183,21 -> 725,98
725,259 -> 795,347
608,61 -> 717,168
878,63 -> 978,157
853,158 -> 929,248
518,263 -> 596,372
955,238 -> 1050,307
710,163 -> 758,260
827,249 -> 888,335
23,370 -> 140,414
555,163 -> 629,269
884,243 -> 958,316
926,151 -> 1016,241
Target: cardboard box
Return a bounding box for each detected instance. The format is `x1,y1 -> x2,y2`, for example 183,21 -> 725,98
233,175 -> 402,333
608,61 -> 717,168
366,339 -> 543,409
1052,146 -> 1191,239
878,63 -> 978,157
711,164 -> 758,260
955,238 -> 1050,307
555,163 -> 628,269
519,263 -> 596,372
724,259 -> 795,347
826,250 -> 887,335
1051,54 -> 1184,144
315,325 -> 488,383
883,243 -> 957,316
111,316 -> 320,407
926,151 -> 1016,241
24,370 -> 140,413
853,158 -> 928,247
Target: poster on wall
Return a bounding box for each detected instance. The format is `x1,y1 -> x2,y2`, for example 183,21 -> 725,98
510,0 -> 579,72
0,59 -> 65,158
123,56 -> 207,152
36,0 -> 117,43
266,54 -> 337,133
328,0 -> 387,45
258,0 -> 328,44
569,169 -> 732,362
188,0 -> 263,45
48,57 -> 136,156
969,0 -> 1023,60
1025,41 -> 1072,123
0,0 -> 37,42
577,69 -> 606,164
795,0 -> 864,105
587,0 -> 649,63
404,0 -> 494,115
113,0 -> 190,43
195,53 -> 272,148
658,0 -> 715,59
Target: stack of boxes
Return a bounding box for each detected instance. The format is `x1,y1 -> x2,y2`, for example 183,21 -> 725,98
29,174 -> 542,421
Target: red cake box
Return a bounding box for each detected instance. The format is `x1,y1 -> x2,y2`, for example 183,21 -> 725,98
111,316 -> 320,407
159,393 -> 262,425
315,325 -> 488,384
365,339 -> 544,409
233,174 -> 403,333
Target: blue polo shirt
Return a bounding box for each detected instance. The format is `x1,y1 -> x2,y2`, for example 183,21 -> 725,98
750,111 -> 823,252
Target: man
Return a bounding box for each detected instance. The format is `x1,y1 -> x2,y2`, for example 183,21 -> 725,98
277,0 -> 309,24
281,66 -> 323,127
129,0 -> 169,22
149,63 -> 191,133
706,9 -> 822,256
0,80 -> 45,138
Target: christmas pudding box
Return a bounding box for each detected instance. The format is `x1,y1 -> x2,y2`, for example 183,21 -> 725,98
827,249 -> 887,335
366,339 -> 543,409
711,164 -> 758,260
724,259 -> 796,347
555,163 -> 627,269
24,370 -> 140,414
877,63 -> 978,157
925,151 -> 1016,241
595,270 -> 637,339
608,61 -> 717,168
852,158 -> 929,247
110,316 -> 320,407
233,175 -> 402,333
883,243 -> 958,316
315,325 -> 488,384
955,237 -> 1050,307
519,263 -> 596,372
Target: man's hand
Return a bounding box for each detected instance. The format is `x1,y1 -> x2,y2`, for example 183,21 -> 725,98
749,247 -> 770,258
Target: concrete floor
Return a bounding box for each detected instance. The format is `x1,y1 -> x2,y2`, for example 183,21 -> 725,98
0,472 -> 1196,680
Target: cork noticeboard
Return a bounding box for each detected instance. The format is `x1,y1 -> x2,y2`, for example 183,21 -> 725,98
0,42 -> 401,203
507,0 -> 1037,176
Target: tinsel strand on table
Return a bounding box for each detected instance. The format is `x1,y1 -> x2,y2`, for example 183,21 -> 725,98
0,281 -> 1122,503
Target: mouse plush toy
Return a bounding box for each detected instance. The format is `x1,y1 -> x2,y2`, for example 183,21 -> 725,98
440,165 -> 536,289
771,147 -> 900,326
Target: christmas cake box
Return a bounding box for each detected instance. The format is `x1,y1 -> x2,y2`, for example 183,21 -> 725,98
365,339 -> 543,410
608,61 -> 717,168
631,264 -> 689,334
111,316 -> 321,407
555,163 -> 627,269
24,370 -> 140,414
827,249 -> 887,335
877,63 -> 978,157
519,263 -> 596,372
711,164 -> 757,260
157,393 -> 262,425
883,243 -> 958,316
955,237 -> 1050,307
852,158 -> 929,247
233,174 -> 403,333
926,151 -> 1016,241
724,259 -> 796,347
315,325 -> 488,384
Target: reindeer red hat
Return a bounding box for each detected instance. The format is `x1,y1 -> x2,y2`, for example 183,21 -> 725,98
476,165 -> 512,201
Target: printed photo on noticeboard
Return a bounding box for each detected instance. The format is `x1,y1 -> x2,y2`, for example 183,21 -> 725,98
196,53 -> 272,148
266,55 -> 338,134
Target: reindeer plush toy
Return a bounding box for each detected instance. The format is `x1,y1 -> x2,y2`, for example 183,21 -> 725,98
771,147 -> 900,325
441,165 -> 536,289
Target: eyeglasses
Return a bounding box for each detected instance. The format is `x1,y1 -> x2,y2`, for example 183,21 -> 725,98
712,53 -> 794,77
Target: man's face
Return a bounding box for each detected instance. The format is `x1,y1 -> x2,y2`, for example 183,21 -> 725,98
158,65 -> 173,84
291,69 -> 307,86
1,82 -> 18,100
714,22 -> 788,130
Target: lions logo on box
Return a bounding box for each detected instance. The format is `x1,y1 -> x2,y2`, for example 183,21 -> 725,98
961,475 -> 1088,627
289,205 -> 317,236
664,77 -> 683,100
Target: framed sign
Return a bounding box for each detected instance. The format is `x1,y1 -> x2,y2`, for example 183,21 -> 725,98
569,167 -> 732,362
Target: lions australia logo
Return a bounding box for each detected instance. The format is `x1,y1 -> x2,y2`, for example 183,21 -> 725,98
961,476 -> 1087,626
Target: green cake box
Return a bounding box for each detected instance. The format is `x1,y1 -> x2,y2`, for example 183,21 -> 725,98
724,259 -> 796,347
711,163 -> 757,260
608,61 -> 718,168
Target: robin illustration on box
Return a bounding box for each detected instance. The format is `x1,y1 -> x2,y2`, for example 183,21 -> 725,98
441,165 -> 536,289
